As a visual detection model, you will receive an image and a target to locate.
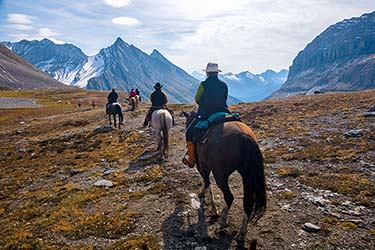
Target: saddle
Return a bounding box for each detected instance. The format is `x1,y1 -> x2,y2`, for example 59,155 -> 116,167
106,102 -> 121,114
193,112 -> 241,143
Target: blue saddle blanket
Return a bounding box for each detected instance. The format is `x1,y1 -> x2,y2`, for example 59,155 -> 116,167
195,112 -> 240,129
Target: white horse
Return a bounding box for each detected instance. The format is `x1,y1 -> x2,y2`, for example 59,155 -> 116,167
151,109 -> 173,159
129,95 -> 139,111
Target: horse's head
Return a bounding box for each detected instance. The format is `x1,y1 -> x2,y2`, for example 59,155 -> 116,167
181,110 -> 197,128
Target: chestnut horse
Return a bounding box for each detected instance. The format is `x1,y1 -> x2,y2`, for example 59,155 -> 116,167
183,111 -> 267,243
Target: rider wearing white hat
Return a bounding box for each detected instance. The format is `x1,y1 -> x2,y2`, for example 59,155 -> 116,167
183,62 -> 229,167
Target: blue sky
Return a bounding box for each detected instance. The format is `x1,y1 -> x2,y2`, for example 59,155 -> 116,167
1,0 -> 375,73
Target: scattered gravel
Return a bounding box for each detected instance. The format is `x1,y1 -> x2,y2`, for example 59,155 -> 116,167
0,97 -> 43,108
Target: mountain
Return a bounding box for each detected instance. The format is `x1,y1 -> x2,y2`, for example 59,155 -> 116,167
3,39 -> 87,85
270,11 -> 375,99
84,38 -> 198,103
0,44 -> 67,90
191,69 -> 288,102
191,71 -> 206,81
2,38 -> 199,103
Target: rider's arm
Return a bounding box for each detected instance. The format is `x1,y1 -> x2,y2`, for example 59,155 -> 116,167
195,84 -> 204,104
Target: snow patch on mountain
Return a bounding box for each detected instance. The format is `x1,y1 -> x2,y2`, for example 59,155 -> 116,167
52,64 -> 83,85
73,55 -> 105,88
223,73 -> 240,81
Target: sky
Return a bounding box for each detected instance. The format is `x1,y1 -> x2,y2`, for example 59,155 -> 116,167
0,0 -> 375,74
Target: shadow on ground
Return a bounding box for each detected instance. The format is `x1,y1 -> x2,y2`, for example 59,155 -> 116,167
161,198 -> 255,250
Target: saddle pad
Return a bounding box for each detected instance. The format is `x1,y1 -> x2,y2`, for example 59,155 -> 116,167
195,112 -> 240,129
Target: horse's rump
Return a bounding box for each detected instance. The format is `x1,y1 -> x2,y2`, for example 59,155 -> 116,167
151,109 -> 173,158
197,121 -> 266,220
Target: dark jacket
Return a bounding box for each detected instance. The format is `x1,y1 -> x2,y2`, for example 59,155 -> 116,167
151,89 -> 168,107
107,91 -> 118,103
195,75 -> 228,119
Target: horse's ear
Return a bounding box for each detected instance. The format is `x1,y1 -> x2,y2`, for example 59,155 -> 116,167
181,111 -> 189,118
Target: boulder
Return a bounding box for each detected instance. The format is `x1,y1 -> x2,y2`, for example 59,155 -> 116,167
363,112 -> 375,117
94,180 -> 114,187
344,129 -> 363,137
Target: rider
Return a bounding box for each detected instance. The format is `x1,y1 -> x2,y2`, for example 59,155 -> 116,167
182,62 -> 229,168
135,88 -> 141,102
143,82 -> 175,126
106,88 -> 119,114
129,88 -> 136,99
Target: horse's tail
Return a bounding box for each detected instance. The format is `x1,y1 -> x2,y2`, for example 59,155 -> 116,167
116,104 -> 123,123
240,135 -> 267,222
160,111 -> 169,151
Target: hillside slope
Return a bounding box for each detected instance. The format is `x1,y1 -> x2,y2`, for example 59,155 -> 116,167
0,89 -> 374,249
0,45 -> 67,89
270,11 -> 375,99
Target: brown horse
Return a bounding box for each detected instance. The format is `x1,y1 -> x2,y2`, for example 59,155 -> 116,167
183,111 -> 267,243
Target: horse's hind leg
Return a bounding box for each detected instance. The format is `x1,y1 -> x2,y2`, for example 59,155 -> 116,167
197,166 -> 210,198
113,114 -> 117,128
197,165 -> 217,217
214,175 -> 233,227
156,130 -> 163,158
108,114 -> 112,126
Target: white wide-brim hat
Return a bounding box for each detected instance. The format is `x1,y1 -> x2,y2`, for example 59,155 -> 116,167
203,62 -> 222,73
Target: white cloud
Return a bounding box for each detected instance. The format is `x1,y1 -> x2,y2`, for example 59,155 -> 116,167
112,17 -> 140,26
7,13 -> 36,24
8,28 -> 64,44
3,0 -> 375,74
104,0 -> 131,8
144,0 -> 248,19
6,24 -> 33,30
38,28 -> 64,43
164,0 -> 375,73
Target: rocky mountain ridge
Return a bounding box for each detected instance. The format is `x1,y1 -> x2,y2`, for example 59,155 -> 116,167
270,11 -> 375,99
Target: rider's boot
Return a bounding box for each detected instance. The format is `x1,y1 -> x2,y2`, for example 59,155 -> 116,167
182,141 -> 195,168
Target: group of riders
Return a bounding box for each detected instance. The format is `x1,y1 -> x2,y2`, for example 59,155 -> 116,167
106,62 -> 229,168
107,88 -> 141,104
